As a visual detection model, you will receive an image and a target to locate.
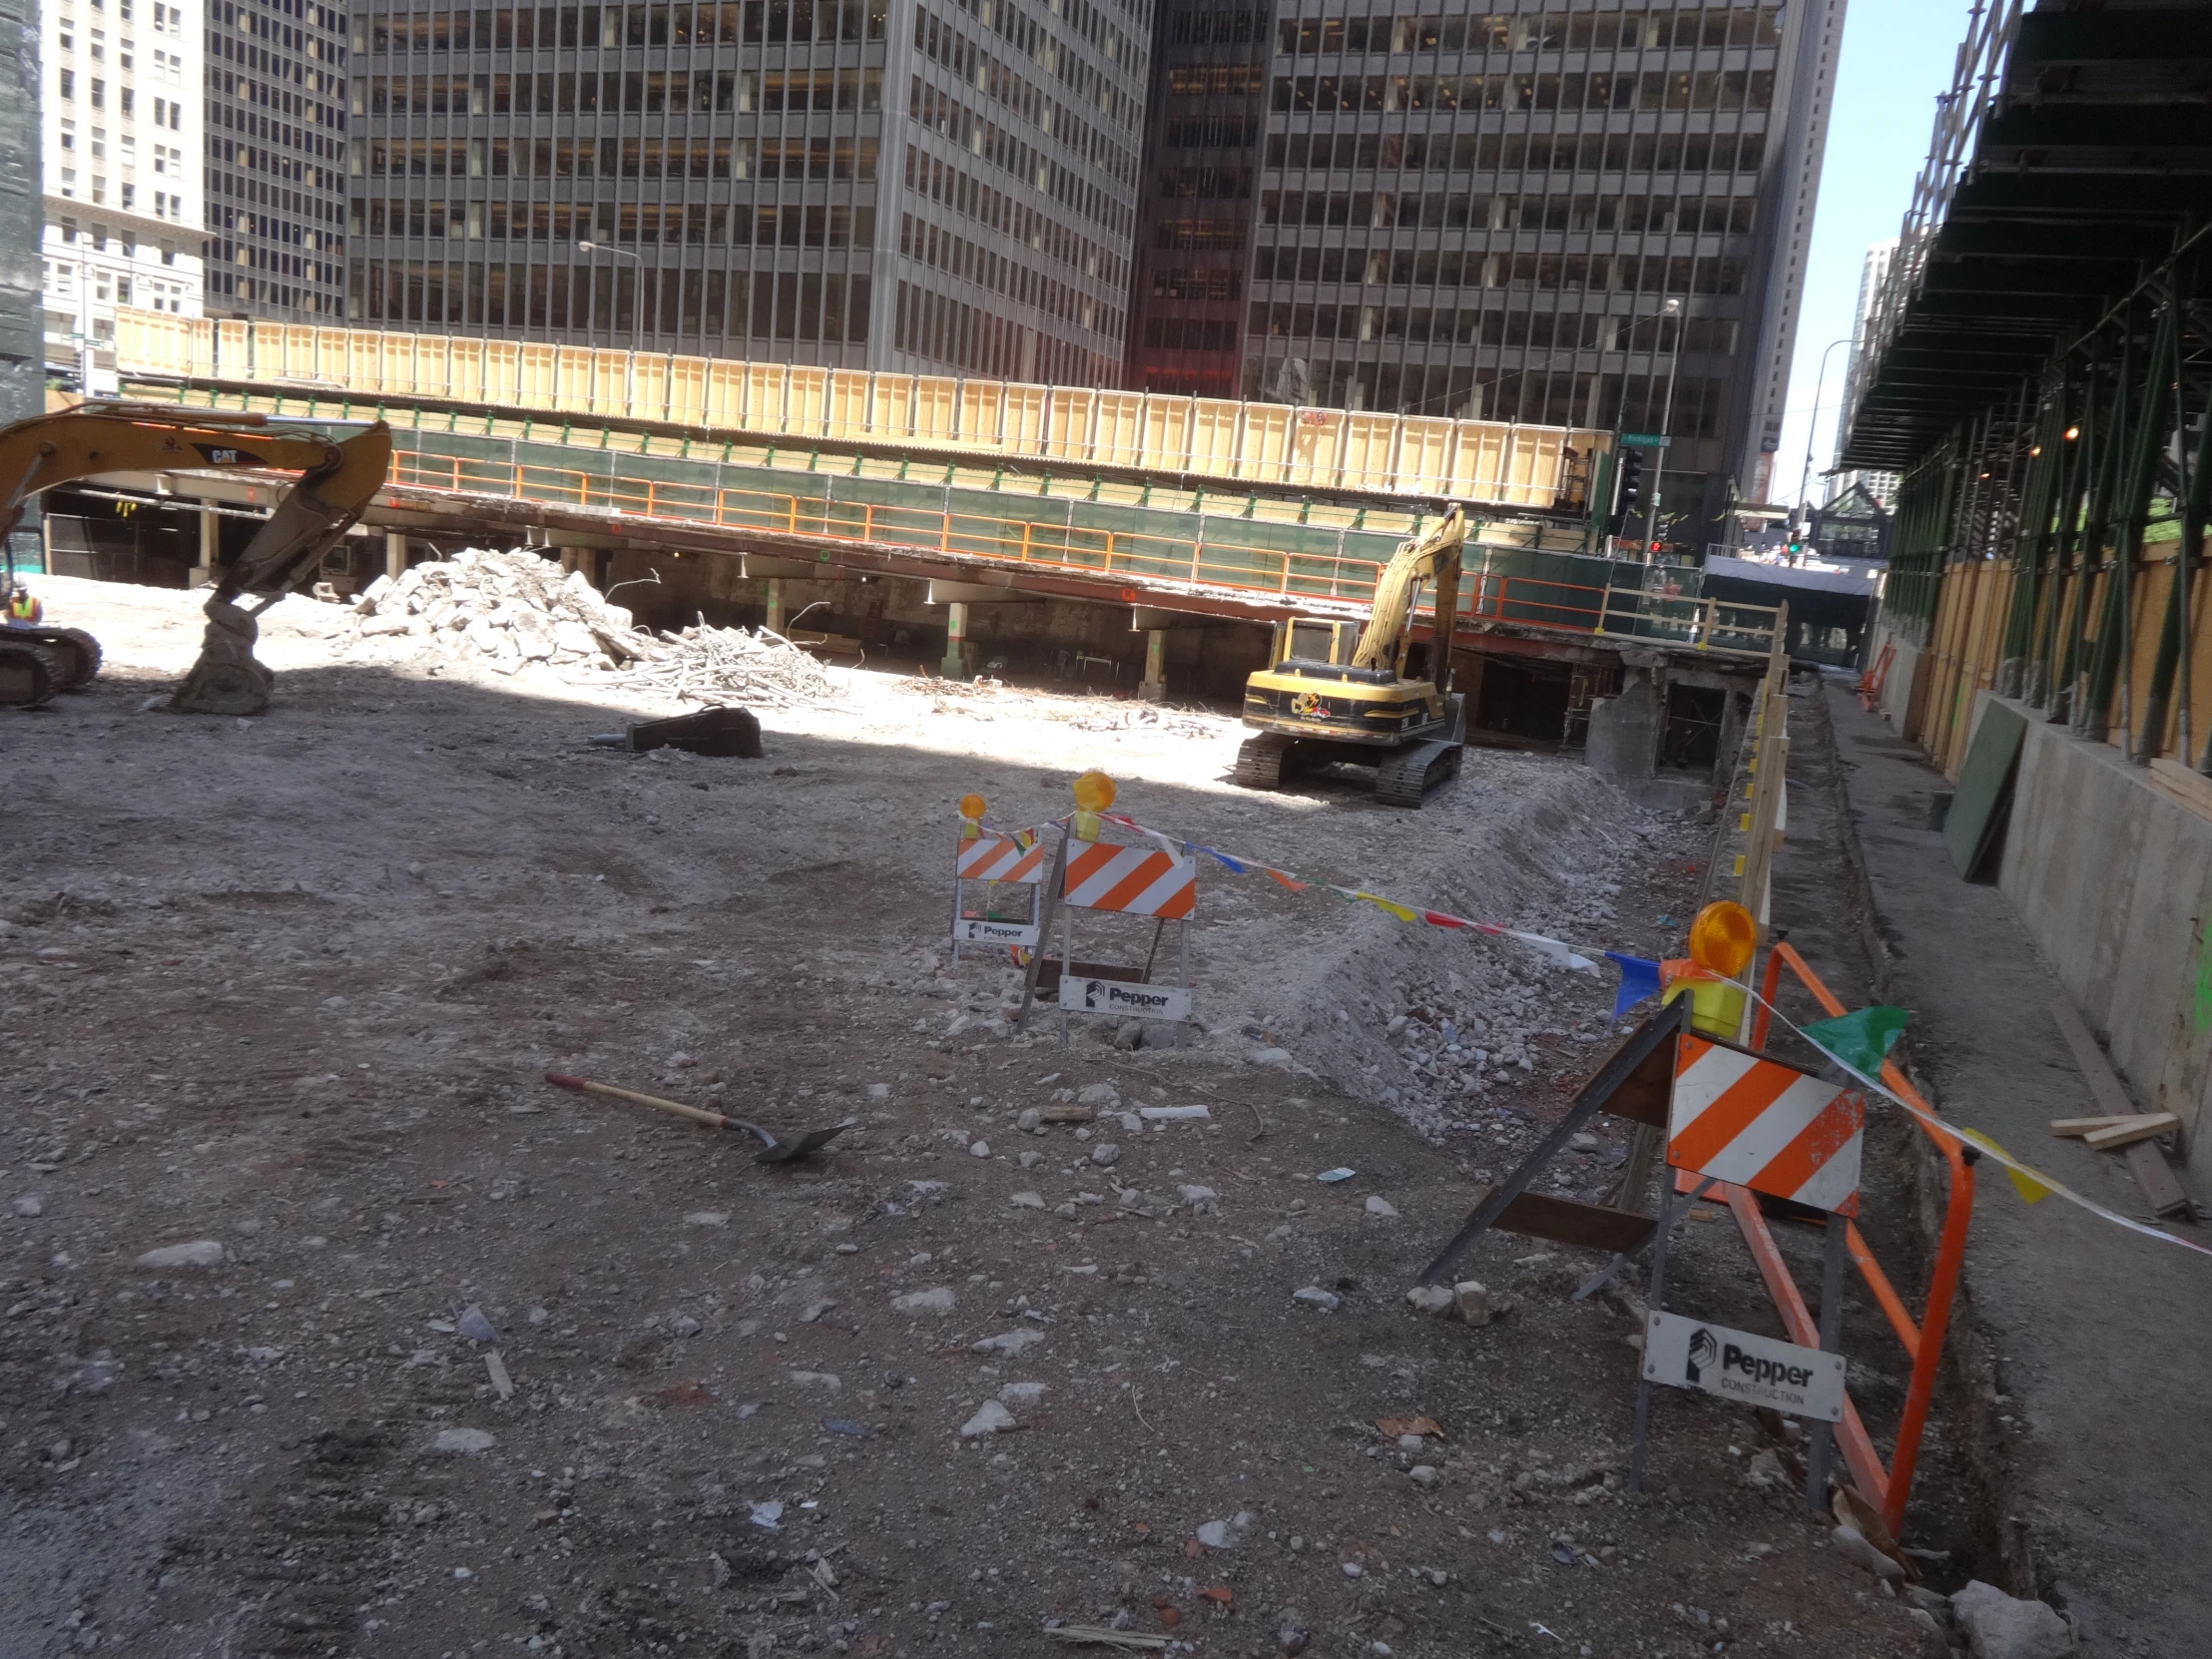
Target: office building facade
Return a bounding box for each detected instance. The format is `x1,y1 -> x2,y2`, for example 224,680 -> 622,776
40,0 -> 208,390
203,0 -> 349,319
343,0 -> 1150,384
1127,0 -> 1844,547
1828,238 -> 1898,510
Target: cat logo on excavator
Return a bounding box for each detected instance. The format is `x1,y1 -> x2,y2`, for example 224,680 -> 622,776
1290,690 -> 1328,720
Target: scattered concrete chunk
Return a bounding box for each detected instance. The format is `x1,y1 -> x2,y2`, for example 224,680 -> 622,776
136,1241 -> 225,1270
892,1287 -> 957,1316
1950,1582 -> 2073,1659
960,1399 -> 1015,1437
1292,1286 -> 1341,1312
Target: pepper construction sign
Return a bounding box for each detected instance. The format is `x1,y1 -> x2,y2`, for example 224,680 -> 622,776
1642,1310 -> 1846,1421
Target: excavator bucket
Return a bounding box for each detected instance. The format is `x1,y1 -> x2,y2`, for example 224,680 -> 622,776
170,421 -> 393,717
172,600 -> 276,717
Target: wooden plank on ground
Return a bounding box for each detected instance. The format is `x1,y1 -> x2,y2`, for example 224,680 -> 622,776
2050,1115 -> 2144,1137
1479,1188 -> 1656,1255
2050,995 -> 2193,1218
2083,1114 -> 2181,1151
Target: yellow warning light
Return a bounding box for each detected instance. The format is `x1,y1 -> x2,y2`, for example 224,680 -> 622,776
1689,899 -> 1758,979
1072,771 -> 1117,813
957,793 -> 987,824
2064,425 -> 2080,441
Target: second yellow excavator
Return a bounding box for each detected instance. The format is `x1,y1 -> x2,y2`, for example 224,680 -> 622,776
1234,506 -> 1469,808
0,405 -> 392,714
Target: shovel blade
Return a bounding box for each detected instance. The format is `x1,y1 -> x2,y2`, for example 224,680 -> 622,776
750,1123 -> 851,1164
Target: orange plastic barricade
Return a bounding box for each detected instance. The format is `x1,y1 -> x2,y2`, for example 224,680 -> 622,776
1856,641 -> 1895,711
1730,940 -> 1975,1536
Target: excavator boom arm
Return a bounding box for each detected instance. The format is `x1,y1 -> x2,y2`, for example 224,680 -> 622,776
1350,508 -> 1469,671
0,406 -> 394,717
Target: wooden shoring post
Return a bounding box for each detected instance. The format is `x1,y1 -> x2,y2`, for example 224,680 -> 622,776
2053,343 -> 2115,729
2088,296 -> 2174,746
1999,383 -> 2067,700
2036,356 -> 2094,703
2137,256 -> 2206,764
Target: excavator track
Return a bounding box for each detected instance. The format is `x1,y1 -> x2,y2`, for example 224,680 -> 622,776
1374,739 -> 1462,808
0,643 -> 55,708
46,627 -> 102,688
1234,733 -> 1293,790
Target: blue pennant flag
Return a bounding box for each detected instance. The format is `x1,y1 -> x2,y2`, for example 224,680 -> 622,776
1202,845 -> 1248,873
1604,951 -> 1662,1022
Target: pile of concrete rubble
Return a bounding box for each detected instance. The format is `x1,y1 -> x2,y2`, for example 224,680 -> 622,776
347,547 -> 839,706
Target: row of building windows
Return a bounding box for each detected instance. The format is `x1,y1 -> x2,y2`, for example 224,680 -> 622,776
209,269 -> 344,312
1152,166 -> 1250,201
908,80 -> 1133,237
1163,116 -> 1257,151
1272,68 -> 1775,114
209,166 -> 348,213
350,257 -> 875,342
1253,250 -> 1749,295
1148,265 -> 1240,301
894,278 -> 1117,385
1249,302 -> 1736,358
1259,190 -> 1758,237
1275,7 -> 1783,59
211,203 -> 343,251
1152,216 -> 1244,251
210,24 -> 345,94
903,143 -> 1125,291
914,9 -> 1136,184
934,0 -> 1145,106
1253,246 -> 1744,330
1268,129 -> 1768,177
362,1 -> 888,54
357,196 -> 875,246
1243,355 -> 1721,437
210,91 -> 347,164
1164,63 -> 1263,97
354,133 -> 877,177
356,66 -> 884,114
898,212 -> 1122,341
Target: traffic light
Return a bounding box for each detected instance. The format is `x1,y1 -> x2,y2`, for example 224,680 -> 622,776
1607,447 -> 1645,536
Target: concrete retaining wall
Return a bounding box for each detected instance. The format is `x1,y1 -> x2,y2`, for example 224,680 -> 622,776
1980,691 -> 2212,1181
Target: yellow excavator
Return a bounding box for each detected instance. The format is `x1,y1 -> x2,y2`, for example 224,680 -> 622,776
1235,505 -> 1469,808
0,405 -> 392,714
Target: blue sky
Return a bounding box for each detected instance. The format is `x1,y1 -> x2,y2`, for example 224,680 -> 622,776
1772,0 -> 1976,505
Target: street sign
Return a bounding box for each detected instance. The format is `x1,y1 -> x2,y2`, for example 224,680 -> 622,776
1643,1310 -> 1846,1421
1619,432 -> 1668,447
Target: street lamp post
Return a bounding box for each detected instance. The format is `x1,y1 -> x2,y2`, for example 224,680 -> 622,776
577,241 -> 644,359
1643,299 -> 1689,560
1796,335 -> 1855,519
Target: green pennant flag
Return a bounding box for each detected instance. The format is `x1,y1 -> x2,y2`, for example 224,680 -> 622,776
1802,1006 -> 1910,1079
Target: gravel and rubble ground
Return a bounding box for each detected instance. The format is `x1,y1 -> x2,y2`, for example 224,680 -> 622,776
1,575 -> 1956,1658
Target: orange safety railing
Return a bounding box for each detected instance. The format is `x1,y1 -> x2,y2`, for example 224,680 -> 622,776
1727,939 -> 1975,1536
382,442 -> 1784,656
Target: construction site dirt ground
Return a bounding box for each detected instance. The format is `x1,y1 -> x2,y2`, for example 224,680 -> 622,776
3,576 -> 1944,1659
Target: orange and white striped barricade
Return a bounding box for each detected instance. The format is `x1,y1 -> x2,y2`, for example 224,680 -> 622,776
1632,1033 -> 1867,1508
950,829 -> 1050,959
1047,835 -> 1198,1027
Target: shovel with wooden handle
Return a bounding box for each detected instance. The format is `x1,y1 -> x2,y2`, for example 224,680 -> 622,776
544,1073 -> 851,1163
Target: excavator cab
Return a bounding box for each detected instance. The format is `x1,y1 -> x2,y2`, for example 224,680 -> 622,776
1235,507 -> 1470,807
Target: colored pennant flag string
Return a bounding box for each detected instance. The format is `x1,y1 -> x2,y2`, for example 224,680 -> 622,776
1801,1005 -> 1911,1078
1604,952 -> 1662,1022
1746,984 -> 2212,1264
1357,892 -> 1421,923
1505,930 -> 1599,973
